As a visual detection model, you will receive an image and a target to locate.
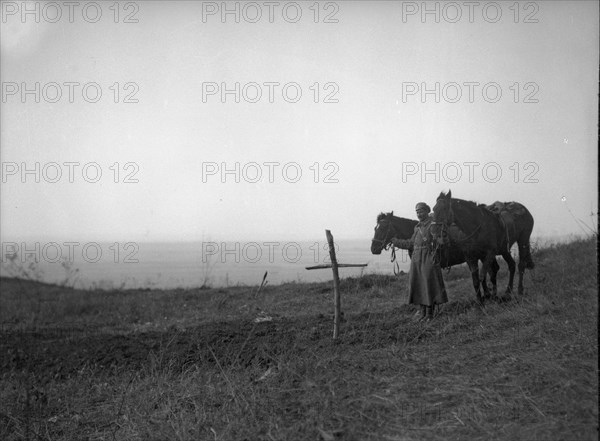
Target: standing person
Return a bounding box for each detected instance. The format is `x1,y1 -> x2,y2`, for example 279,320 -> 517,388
392,202 -> 448,321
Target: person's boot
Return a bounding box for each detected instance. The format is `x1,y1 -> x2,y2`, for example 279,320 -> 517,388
414,305 -> 426,322
425,306 -> 434,322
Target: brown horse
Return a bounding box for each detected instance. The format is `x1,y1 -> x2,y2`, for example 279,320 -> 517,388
432,191 -> 534,302
371,211 -> 500,292
486,200 -> 535,294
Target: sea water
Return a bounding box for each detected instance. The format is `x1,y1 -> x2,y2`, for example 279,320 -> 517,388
0,239 -> 411,290
0,235 -> 574,290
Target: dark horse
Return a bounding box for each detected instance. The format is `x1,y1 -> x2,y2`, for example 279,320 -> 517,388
371,211 -> 500,291
432,191 -> 534,302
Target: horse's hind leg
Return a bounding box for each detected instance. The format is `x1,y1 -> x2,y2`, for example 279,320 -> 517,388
501,250 -> 516,294
517,223 -> 534,295
516,214 -> 535,295
490,258 -> 499,298
517,241 -> 534,295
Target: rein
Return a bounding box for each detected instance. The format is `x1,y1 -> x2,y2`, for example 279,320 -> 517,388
390,247 -> 401,275
372,218 -> 402,275
454,222 -> 483,243
430,221 -> 451,272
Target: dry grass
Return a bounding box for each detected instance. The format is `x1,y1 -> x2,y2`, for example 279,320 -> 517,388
0,237 -> 597,440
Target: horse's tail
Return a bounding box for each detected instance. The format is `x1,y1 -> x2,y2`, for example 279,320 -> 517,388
506,202 -> 535,270
522,207 -> 535,270
526,257 -> 535,270
520,243 -> 535,269
518,227 -> 535,270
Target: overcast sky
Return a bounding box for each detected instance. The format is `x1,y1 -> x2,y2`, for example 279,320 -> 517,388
1,1 -> 598,244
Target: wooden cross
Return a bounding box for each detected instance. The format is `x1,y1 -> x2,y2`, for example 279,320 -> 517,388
306,230 -> 368,339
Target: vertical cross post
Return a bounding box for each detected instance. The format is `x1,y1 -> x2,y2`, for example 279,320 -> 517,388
305,231 -> 367,340
325,229 -> 341,339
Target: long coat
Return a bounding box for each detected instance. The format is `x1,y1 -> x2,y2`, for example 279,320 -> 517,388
405,217 -> 448,306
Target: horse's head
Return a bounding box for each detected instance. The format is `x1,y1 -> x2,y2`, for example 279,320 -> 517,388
431,191 -> 454,244
371,211 -> 396,254
432,190 -> 454,224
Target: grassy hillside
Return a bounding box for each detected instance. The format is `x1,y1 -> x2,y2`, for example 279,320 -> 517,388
0,237 -> 597,440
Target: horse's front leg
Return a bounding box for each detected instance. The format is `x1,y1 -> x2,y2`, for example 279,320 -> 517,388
466,259 -> 483,305
479,253 -> 494,299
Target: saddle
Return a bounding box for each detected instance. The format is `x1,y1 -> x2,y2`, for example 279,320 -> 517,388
486,201 -> 524,246
487,201 -> 526,217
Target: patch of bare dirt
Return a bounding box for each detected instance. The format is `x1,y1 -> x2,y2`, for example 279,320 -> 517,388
0,317 -> 327,381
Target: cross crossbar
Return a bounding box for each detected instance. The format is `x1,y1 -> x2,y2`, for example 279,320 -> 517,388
305,263 -> 368,270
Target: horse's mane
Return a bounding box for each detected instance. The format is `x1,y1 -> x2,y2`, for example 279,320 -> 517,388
437,191 -> 484,211
376,212 -> 388,223
377,212 -> 415,223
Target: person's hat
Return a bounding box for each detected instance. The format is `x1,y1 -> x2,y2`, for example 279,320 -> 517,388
415,202 -> 431,213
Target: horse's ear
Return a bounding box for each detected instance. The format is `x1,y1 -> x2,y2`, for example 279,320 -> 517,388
391,210 -> 394,216
447,189 -> 452,199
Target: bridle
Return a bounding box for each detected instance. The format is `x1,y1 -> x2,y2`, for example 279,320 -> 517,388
433,198 -> 484,244
372,216 -> 402,274
371,217 -> 395,251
